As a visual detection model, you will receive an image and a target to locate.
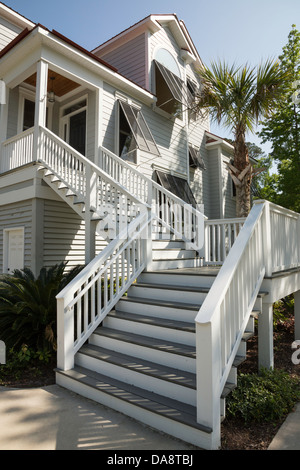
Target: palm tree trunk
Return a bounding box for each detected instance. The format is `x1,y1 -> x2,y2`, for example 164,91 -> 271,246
234,125 -> 252,217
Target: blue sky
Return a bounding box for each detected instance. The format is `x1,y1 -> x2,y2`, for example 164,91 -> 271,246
2,0 -> 300,154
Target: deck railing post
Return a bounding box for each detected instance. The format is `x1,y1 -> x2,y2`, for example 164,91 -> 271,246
196,317 -> 222,449
85,164 -> 97,263
262,201 -> 272,277
57,296 -> 75,371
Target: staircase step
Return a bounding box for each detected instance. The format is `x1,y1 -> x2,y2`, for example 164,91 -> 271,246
128,282 -> 208,304
152,240 -> 186,249
152,249 -> 196,260
138,268 -> 218,288
116,295 -> 200,322
56,366 -> 212,447
150,258 -> 202,269
104,310 -> 195,345
76,344 -> 196,404
90,327 -> 196,372
108,309 -> 195,330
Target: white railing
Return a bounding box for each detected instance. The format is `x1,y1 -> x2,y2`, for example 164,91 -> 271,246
39,128 -> 146,230
99,146 -> 205,251
204,217 -> 245,264
57,210 -> 151,370
268,202 -> 300,272
0,127 -> 34,173
195,200 -> 300,448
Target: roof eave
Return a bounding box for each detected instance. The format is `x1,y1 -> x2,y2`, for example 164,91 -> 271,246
0,25 -> 156,105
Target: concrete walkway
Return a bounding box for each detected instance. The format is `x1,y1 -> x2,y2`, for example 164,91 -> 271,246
0,385 -> 199,451
268,402 -> 300,450
0,384 -> 299,450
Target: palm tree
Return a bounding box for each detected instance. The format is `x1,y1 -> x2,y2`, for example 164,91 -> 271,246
196,60 -> 288,217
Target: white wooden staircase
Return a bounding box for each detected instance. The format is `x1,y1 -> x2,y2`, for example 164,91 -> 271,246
10,125 -> 297,450
56,262 -> 262,448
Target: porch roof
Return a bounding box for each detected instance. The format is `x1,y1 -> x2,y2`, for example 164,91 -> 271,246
0,22 -> 156,105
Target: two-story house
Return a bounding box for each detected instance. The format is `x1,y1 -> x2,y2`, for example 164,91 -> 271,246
0,2 -> 299,451
0,4 -> 237,275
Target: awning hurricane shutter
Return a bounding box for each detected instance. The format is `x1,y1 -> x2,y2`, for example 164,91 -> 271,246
155,170 -> 197,208
189,145 -> 206,170
154,60 -> 190,109
119,100 -> 160,156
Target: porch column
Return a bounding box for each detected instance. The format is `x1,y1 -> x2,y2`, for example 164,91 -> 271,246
94,83 -> 103,165
0,81 -> 9,169
294,290 -> 300,341
33,60 -> 48,161
258,302 -> 274,370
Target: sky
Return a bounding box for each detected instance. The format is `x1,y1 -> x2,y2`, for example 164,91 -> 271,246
2,0 -> 300,155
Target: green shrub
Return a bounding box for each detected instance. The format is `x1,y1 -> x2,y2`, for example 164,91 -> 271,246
0,263 -> 82,354
226,368 -> 300,423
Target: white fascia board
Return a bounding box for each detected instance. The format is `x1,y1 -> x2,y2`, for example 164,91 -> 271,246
39,28 -> 155,106
0,26 -> 156,106
179,20 -> 203,68
206,140 -> 234,154
0,35 -> 42,86
0,3 -> 35,30
93,14 -> 196,64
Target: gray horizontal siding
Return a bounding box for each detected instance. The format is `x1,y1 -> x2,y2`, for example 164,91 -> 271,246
43,199 -> 107,270
100,34 -> 147,89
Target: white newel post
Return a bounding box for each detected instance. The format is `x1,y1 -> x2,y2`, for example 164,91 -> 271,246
196,316 -> 222,449
57,295 -> 75,371
33,60 -> 48,162
262,201 -> 272,277
143,180 -> 153,271
85,165 -> 97,263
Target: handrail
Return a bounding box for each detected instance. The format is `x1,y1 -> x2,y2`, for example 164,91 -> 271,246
57,209 -> 152,371
99,145 -> 205,251
40,127 -> 146,209
195,199 -> 300,445
1,127 -> 34,173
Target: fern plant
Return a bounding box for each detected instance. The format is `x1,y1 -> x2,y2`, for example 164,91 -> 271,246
0,263 -> 82,353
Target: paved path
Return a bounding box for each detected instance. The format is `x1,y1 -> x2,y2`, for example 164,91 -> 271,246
0,385 -> 199,451
0,384 -> 299,450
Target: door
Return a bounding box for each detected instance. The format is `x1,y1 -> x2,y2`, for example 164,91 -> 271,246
69,110 -> 86,155
61,98 -> 87,156
4,228 -> 24,273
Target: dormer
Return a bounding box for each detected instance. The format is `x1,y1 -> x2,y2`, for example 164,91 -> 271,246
92,14 -> 203,118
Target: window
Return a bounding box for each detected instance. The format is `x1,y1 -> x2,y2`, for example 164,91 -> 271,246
153,49 -> 191,118
187,78 -> 199,119
189,145 -> 206,170
155,170 -> 197,208
23,99 -> 35,131
119,100 -> 160,163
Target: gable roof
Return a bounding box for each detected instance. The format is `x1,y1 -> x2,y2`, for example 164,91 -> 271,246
92,14 -> 203,68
